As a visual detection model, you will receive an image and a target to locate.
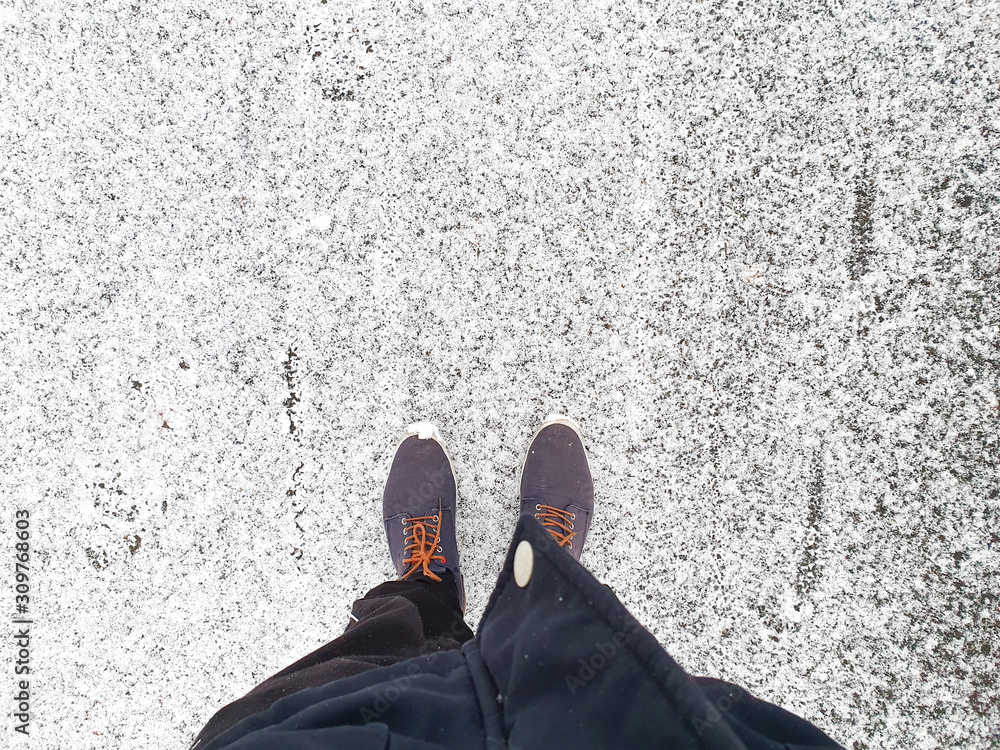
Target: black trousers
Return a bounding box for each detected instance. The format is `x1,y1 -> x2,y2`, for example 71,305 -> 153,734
191,573 -> 472,750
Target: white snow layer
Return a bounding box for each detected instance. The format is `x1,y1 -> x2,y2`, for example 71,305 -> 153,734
309,214 -> 333,232
0,0 -> 997,748
404,421 -> 440,441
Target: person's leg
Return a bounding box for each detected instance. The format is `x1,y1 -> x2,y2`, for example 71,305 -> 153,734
191,423 -> 469,749
190,572 -> 472,749
268,570 -> 472,685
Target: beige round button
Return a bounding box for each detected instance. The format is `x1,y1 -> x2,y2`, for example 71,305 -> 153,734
513,540 -> 534,587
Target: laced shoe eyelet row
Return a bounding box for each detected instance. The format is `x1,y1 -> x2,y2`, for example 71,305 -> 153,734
400,507 -> 446,582
531,503 -> 577,549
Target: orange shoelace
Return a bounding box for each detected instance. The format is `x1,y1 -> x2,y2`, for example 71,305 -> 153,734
534,504 -> 576,548
401,512 -> 446,582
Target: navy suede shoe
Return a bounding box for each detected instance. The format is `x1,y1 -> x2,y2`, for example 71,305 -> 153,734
517,414 -> 595,560
382,422 -> 465,612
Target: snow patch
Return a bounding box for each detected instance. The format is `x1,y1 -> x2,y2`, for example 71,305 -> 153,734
309,214 -> 332,231
405,421 -> 440,441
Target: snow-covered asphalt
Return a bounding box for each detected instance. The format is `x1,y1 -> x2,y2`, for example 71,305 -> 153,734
1,0 -> 997,747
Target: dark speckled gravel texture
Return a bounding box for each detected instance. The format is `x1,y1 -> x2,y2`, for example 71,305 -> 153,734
1,0 -> 997,748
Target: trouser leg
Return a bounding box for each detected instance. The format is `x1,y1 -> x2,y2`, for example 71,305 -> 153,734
191,572 -> 471,749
